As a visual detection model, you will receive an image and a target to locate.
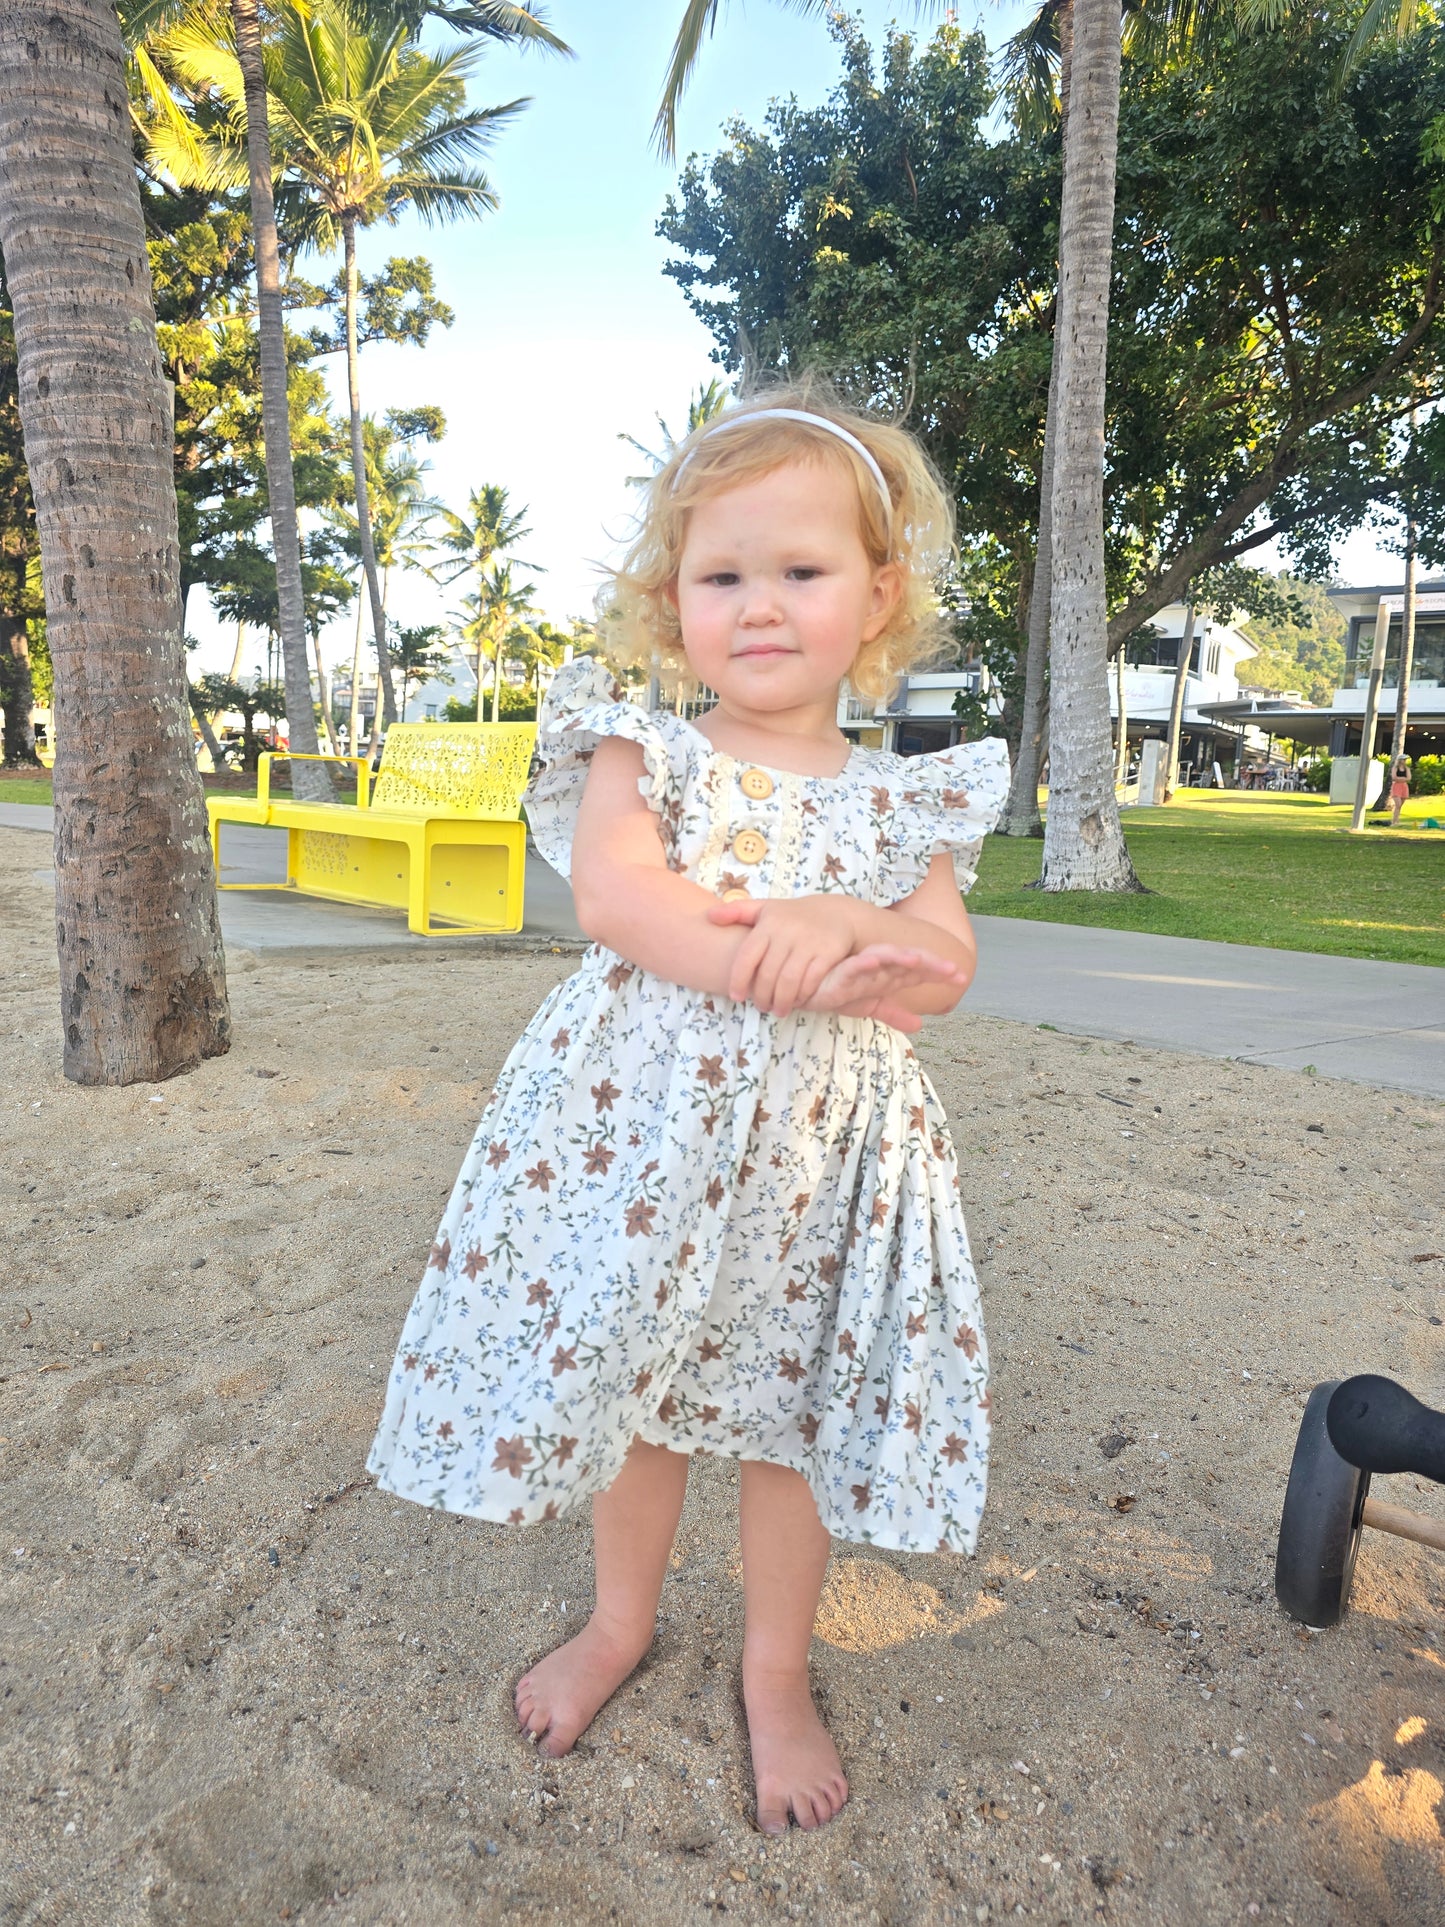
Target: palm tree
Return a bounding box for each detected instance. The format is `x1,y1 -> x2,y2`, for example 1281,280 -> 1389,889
457,562 -> 539,721
428,483 -> 541,705
132,0 -> 565,784
126,0 -> 331,796
620,377 -> 730,481
0,0 -> 231,1084
1035,0 -> 1141,889
154,0 -> 526,736
329,416 -> 441,745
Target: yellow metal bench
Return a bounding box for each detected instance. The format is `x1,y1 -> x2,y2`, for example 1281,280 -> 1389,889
206,722 -> 537,935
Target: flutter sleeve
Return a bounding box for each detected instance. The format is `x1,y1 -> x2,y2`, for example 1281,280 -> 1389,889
525,657 -> 691,879
879,736 -> 1012,900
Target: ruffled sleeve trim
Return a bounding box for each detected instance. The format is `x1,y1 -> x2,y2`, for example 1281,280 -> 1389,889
525,657 -> 691,879
878,735 -> 1012,901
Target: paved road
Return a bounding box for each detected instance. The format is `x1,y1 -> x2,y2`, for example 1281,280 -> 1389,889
5,802 -> 1441,1097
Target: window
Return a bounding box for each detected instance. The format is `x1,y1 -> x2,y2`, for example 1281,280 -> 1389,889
425,704 -> 438,721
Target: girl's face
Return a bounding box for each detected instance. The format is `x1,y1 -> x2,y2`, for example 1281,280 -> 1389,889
672,460 -> 899,720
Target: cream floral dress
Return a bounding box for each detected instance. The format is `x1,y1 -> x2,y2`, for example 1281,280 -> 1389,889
368,658 -> 1010,1554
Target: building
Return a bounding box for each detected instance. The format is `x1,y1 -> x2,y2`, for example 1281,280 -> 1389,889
1111,604 -> 1264,777
1197,581 -> 1445,761
838,667 -> 985,754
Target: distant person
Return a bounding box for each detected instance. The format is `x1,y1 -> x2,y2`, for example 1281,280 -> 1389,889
1389,754 -> 1411,828
366,391 -> 1010,1835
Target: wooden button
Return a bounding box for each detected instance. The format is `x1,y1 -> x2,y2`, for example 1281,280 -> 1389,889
720,887 -> 751,902
732,829 -> 768,865
739,766 -> 774,801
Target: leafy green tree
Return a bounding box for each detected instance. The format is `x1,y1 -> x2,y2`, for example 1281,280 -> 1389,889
1235,576 -> 1347,707
193,669 -> 285,770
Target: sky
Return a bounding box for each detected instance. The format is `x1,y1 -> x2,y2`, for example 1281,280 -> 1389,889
187,0 -> 1408,686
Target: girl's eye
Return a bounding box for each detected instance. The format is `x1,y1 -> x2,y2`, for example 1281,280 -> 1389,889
703,571 -> 740,587
786,567 -> 822,581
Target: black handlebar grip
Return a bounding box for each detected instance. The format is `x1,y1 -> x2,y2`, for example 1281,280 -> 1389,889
1326,1375 -> 1445,1485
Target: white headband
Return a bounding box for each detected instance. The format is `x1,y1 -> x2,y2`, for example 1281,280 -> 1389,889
673,407 -> 894,521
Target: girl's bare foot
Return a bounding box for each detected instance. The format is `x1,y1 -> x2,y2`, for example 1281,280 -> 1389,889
743,1661 -> 849,1834
514,1614 -> 652,1758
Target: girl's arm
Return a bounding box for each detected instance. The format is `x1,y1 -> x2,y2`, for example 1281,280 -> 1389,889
708,854 -> 977,1018
569,737 -> 750,996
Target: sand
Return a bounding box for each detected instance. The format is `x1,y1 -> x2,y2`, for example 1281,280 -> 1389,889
2,819 -> 1443,1926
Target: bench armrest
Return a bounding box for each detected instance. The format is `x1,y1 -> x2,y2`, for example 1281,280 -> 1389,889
270,751 -> 373,809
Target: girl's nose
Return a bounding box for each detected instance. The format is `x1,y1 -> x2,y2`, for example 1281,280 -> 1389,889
737,585 -> 784,626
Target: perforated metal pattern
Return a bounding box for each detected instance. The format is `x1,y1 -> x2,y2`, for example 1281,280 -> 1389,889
372,723 -> 537,818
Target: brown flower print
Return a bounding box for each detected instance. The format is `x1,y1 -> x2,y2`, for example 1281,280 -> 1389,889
625,1198 -> 657,1238
493,1436 -> 533,1479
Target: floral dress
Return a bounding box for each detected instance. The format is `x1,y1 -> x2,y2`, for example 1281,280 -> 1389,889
367,658 -> 1010,1554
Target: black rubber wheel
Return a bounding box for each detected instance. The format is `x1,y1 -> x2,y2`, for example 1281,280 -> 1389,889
1275,1380 -> 1372,1627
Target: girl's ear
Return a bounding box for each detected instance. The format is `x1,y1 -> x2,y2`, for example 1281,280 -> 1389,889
663,576 -> 680,614
860,562 -> 903,643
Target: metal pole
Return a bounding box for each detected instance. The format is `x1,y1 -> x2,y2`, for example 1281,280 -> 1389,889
1349,593 -> 1392,832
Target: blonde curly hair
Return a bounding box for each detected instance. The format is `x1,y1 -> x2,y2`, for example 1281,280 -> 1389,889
601,380 -> 956,703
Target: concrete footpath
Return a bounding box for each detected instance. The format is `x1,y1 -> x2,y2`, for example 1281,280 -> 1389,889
5,801 -> 1442,1098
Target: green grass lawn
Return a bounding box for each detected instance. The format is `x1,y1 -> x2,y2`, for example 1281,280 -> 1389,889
971,789 -> 1445,967
0,769 -> 271,805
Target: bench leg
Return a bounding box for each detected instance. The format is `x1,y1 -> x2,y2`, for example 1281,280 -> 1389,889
407,834 -> 433,935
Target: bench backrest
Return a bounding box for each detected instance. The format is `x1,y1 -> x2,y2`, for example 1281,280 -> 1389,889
372,722 -> 537,818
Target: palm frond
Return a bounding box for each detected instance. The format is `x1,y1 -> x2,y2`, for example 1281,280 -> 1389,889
423,2 -> 571,54
995,2 -> 1062,139
1339,0 -> 1419,79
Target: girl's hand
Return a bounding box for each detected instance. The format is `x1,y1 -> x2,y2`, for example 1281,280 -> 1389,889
706,894 -> 860,1014
807,944 -> 970,1034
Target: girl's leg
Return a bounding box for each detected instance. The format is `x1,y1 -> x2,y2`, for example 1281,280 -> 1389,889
739,1460 -> 848,1833
515,1437 -> 688,1757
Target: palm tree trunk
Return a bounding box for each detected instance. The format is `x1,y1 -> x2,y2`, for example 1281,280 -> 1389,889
312,631 -> 341,755
1389,512 -> 1418,764
995,3 -> 1071,842
1039,0 -> 1142,893
1163,603 -> 1197,791
1113,640 -> 1127,785
343,214 -> 397,733
229,617 -> 247,681
0,0 -> 230,1083
188,687 -> 226,770
230,0 -> 329,804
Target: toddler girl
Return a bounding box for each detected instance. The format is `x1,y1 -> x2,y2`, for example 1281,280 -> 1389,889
368,391 -> 1010,1835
